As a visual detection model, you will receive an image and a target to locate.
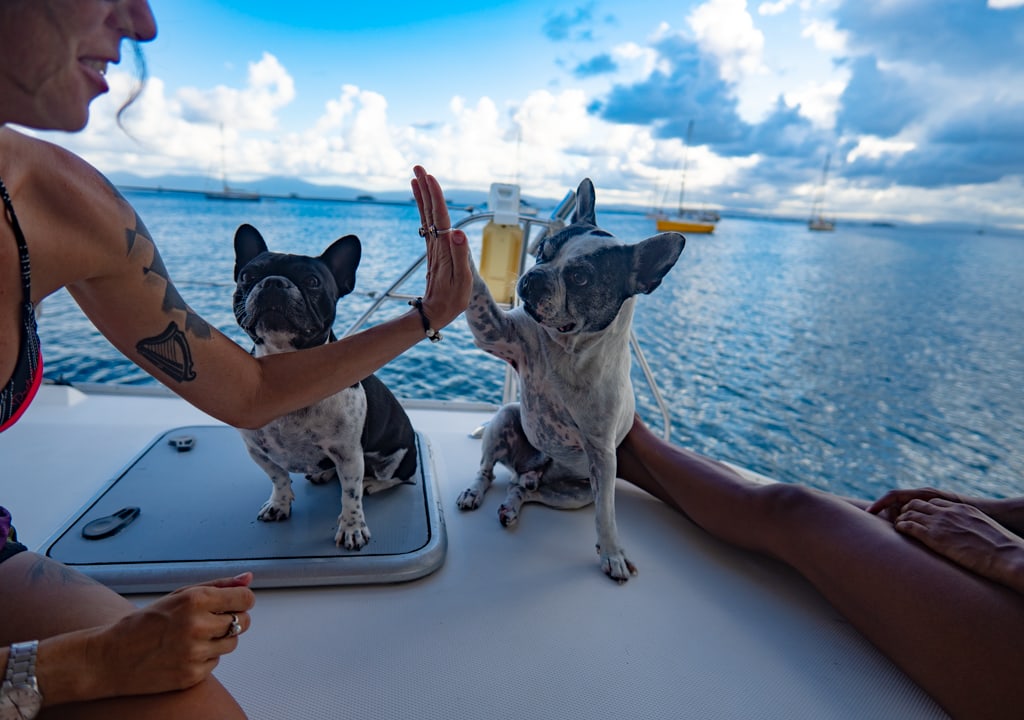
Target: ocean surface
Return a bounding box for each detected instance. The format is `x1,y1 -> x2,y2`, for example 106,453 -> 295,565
36,189 -> 1024,502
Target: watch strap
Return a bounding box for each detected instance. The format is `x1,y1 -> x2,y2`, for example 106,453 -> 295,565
2,641 -> 40,719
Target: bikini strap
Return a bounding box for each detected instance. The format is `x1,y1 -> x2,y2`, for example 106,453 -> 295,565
0,175 -> 32,306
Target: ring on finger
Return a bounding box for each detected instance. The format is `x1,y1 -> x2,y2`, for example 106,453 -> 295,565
419,224 -> 449,240
219,613 -> 242,639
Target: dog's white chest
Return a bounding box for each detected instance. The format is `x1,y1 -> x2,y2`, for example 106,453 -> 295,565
242,388 -> 366,474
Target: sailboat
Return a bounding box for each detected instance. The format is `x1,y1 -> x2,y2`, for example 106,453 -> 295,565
808,153 -> 835,231
205,124 -> 261,202
650,120 -> 718,234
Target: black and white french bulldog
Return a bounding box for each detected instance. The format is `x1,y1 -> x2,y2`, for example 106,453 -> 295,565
457,179 -> 685,582
232,223 -> 417,550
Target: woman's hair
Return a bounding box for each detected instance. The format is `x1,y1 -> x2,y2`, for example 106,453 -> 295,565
115,39 -> 148,131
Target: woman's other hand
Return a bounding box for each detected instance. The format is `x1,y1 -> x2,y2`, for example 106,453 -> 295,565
890,499 -> 1024,591
87,573 -> 255,698
867,487 -> 965,522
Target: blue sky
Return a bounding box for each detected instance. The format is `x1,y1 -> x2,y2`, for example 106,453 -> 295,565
36,0 -> 1024,228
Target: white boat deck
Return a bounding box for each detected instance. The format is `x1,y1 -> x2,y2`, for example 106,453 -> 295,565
1,384 -> 946,719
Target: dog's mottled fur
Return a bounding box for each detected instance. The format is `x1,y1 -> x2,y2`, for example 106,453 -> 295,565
457,179 -> 685,582
232,223 -> 417,550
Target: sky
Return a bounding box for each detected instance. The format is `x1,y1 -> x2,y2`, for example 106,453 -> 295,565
33,0 -> 1024,228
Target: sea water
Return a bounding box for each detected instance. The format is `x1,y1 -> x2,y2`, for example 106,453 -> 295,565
36,190 -> 1024,502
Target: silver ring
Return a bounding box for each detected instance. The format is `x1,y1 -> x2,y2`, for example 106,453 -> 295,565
435,227 -> 453,236
221,613 -> 242,639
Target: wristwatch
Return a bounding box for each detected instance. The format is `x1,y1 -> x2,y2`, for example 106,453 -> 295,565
0,641 -> 42,720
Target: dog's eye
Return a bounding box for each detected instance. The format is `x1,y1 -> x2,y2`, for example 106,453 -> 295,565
305,275 -> 321,289
568,269 -> 590,286
239,271 -> 251,284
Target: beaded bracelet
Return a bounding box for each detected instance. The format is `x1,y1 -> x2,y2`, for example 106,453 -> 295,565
409,297 -> 442,343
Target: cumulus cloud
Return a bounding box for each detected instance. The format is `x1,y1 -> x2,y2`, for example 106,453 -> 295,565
543,2 -> 598,42
177,52 -> 295,131
832,0 -> 1024,189
574,53 -> 619,77
687,0 -> 767,83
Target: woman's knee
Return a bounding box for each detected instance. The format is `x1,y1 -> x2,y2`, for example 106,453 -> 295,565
750,481 -> 828,520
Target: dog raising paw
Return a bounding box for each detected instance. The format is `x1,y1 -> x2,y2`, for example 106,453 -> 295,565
461,180 -> 685,582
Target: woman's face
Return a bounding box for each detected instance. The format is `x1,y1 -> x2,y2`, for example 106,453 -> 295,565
0,0 -> 157,131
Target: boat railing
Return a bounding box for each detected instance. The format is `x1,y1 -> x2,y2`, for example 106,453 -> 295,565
341,200 -> 673,441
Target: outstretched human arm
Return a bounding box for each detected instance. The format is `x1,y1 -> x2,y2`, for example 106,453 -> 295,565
15,130 -> 470,428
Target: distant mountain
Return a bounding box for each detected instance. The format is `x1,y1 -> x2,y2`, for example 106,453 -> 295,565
110,171 -> 736,219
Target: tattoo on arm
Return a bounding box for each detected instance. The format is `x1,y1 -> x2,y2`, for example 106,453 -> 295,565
137,321 -> 197,383
126,211 -> 212,339
120,211 -> 211,383
26,555 -> 102,588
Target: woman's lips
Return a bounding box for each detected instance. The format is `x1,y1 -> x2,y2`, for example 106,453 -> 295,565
79,58 -> 110,94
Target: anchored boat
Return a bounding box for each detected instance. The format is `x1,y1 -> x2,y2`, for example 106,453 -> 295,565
650,120 -> 719,235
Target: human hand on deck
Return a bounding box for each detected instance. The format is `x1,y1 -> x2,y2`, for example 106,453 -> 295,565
88,572 -> 255,698
867,487 -> 965,522
888,499 -> 1024,593
411,165 -> 472,330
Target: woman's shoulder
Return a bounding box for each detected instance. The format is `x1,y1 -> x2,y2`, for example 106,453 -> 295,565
1,128 -> 132,229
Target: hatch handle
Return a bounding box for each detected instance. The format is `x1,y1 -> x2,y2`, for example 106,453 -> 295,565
81,506 -> 141,540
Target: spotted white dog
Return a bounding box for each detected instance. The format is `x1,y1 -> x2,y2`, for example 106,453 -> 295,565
232,224 -> 417,550
457,179 -> 685,582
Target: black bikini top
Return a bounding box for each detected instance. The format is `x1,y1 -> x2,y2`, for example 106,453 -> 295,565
0,175 -> 43,432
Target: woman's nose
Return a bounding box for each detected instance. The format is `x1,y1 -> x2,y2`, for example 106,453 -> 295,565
110,0 -> 158,43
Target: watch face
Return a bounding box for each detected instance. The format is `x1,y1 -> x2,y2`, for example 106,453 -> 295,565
0,686 -> 42,719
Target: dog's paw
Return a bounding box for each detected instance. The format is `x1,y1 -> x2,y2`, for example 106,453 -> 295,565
363,476 -> 412,495
456,488 -> 483,510
519,469 -> 542,491
597,545 -> 638,584
498,503 -> 520,527
306,469 -> 336,485
335,522 -> 371,551
257,501 -> 292,522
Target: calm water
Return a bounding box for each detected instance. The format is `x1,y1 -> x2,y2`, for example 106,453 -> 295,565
37,190 -> 1024,502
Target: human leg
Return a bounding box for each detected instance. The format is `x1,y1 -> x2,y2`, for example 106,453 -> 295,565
617,418 -> 1024,719
0,552 -> 246,719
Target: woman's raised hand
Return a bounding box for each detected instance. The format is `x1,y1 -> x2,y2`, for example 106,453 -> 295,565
411,166 -> 472,331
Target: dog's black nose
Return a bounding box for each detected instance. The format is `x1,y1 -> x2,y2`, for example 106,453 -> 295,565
259,276 -> 289,290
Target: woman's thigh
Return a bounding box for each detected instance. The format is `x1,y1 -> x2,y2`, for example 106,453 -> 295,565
0,551 -> 136,644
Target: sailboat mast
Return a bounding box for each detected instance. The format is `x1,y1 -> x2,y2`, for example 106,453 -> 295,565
677,119 -> 694,216
810,152 -> 831,217
219,123 -> 229,193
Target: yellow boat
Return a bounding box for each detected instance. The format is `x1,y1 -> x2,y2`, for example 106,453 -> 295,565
653,212 -> 717,234
652,120 -> 718,235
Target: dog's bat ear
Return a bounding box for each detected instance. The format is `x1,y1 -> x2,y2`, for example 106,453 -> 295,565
632,232 -> 685,295
571,178 -> 597,226
320,234 -> 362,297
234,224 -> 269,280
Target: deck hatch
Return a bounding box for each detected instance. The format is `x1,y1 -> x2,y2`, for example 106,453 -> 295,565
44,426 -> 446,593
